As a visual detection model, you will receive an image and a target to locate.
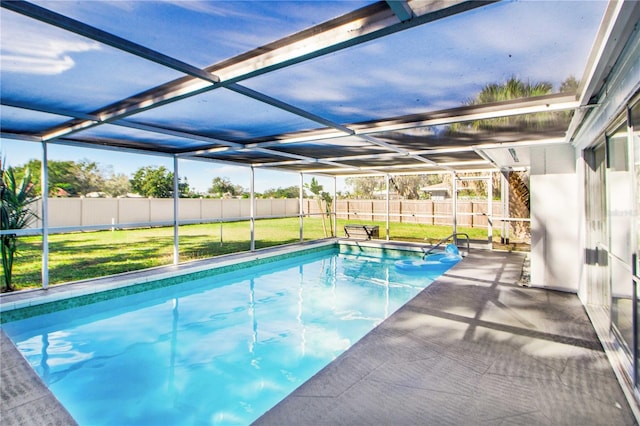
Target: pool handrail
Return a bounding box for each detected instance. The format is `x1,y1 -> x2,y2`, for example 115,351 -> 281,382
423,233 -> 470,259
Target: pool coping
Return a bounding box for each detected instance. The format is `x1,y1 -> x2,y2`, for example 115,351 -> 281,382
0,239 -> 341,315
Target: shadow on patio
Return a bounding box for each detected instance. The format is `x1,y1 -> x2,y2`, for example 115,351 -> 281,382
255,250 -> 636,425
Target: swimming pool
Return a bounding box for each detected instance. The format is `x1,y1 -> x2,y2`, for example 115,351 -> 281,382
2,244 -> 459,425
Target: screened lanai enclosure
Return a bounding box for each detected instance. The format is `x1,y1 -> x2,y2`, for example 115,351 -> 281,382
2,0 -> 602,172
0,0 -> 621,274
2,0 -> 640,419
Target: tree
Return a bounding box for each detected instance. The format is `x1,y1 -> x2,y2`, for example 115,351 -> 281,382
179,177 -> 197,198
469,76 -> 553,105
14,159 -> 106,197
208,176 -> 237,197
450,76 -> 579,134
104,173 -> 131,197
1,161 -> 38,291
262,186 -> 300,199
389,175 -> 427,199
345,176 -> 384,199
305,177 -> 333,237
74,159 -> 105,195
14,159 -> 78,196
47,160 -> 82,196
465,77 -> 556,131
559,75 -> 579,93
130,166 -> 174,198
346,175 -> 444,200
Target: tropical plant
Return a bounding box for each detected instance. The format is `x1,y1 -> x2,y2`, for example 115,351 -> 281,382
1,161 -> 38,291
449,76 -> 577,133
466,77 -> 555,130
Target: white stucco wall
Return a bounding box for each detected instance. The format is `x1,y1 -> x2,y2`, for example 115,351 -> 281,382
530,144 -> 580,292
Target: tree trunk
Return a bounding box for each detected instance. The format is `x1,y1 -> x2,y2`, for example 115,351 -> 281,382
1,235 -> 16,291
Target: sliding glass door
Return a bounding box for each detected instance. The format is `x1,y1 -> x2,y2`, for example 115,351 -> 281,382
585,142 -> 609,308
607,118 -> 634,356
631,99 -> 640,386
585,93 -> 640,388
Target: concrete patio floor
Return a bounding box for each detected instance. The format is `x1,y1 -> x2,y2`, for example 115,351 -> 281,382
1,248 -> 638,425
255,250 -> 638,425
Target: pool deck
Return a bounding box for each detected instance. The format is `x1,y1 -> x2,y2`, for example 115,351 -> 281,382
255,249 -> 638,425
1,246 -> 638,425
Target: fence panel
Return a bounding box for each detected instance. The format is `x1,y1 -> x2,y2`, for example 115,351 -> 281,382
433,201 -> 452,226
27,198 -> 509,231
221,199 -> 242,219
285,199 -> 299,216
457,201 -> 472,227
118,199 -> 151,224
149,199 -> 173,223
81,198 -> 118,226
240,199 -> 252,218
400,200 -> 424,224
48,198 -> 82,227
180,199 -> 203,221
256,198 -> 295,217
202,199 -> 223,219
255,199 -> 271,217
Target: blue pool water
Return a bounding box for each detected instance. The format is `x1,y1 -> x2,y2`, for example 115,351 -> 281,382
2,247 -> 457,425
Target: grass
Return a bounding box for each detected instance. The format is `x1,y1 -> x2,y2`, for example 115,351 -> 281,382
6,217 -> 501,290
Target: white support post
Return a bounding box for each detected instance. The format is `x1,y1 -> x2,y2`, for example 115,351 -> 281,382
333,176 -> 337,238
501,171 -> 510,244
452,172 -> 458,238
386,175 -> 390,241
505,173 -> 510,244
41,142 -> 49,289
488,173 -> 493,245
299,173 -> 304,242
250,166 -> 255,251
173,156 -> 179,265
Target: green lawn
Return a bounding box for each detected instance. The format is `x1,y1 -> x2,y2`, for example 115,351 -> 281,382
6,217 -> 494,290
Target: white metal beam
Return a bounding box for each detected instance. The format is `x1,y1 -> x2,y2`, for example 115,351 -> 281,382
0,132 -> 42,142
1,99 -> 99,121
245,94 -> 578,150
353,94 -> 579,135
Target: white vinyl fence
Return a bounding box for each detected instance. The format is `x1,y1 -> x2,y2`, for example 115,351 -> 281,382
29,198 -> 301,229
28,197 -> 508,232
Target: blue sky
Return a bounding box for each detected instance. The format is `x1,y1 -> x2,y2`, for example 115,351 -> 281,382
243,0 -> 607,121
0,138 -> 346,194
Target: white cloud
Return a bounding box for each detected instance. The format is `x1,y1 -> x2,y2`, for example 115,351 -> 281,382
1,17 -> 100,75
166,0 -> 263,19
